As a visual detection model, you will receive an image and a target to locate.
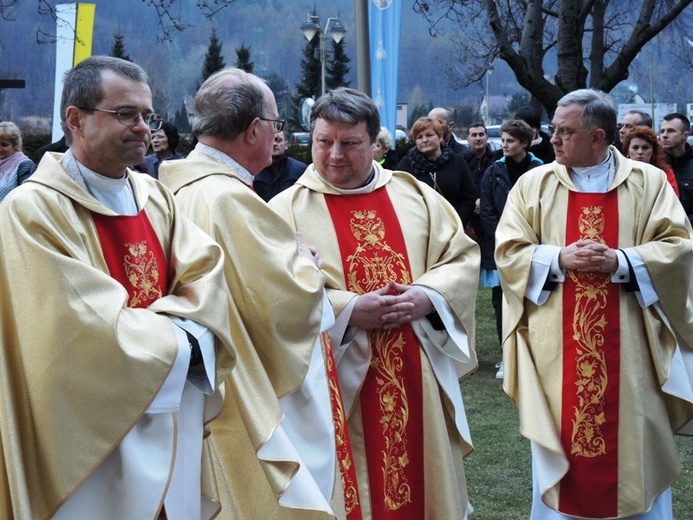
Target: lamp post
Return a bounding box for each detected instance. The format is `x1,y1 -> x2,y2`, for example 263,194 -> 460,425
485,66 -> 494,124
300,12 -> 347,96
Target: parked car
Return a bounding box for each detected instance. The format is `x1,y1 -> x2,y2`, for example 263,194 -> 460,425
290,132 -> 310,146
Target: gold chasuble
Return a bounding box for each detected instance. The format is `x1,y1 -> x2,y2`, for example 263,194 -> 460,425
0,154 -> 235,520
324,190 -> 425,519
560,192 -> 620,517
271,163 -> 480,520
496,147 -> 693,518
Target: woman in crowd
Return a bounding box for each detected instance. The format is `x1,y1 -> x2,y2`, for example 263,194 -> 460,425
480,119 -> 543,379
142,121 -> 185,179
0,121 -> 36,203
397,116 -> 476,225
622,124 -> 679,196
373,126 -> 399,170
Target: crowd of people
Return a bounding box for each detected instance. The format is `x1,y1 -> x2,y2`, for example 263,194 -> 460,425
0,55 -> 691,520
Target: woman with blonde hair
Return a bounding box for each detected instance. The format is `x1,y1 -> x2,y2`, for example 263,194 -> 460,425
622,124 -> 678,196
0,121 -> 36,202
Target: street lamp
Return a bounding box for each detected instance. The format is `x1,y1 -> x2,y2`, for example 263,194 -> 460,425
300,12 -> 346,96
485,66 -> 494,124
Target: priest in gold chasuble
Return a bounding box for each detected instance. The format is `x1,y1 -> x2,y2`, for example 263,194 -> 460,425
270,88 -> 479,520
161,68 -> 359,520
0,57 -> 235,520
495,89 -> 693,519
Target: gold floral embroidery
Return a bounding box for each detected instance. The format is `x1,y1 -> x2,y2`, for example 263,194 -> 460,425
372,328 -> 411,510
346,209 -> 411,292
324,335 -> 360,513
123,241 -> 162,307
343,208 -> 412,511
569,205 -> 609,458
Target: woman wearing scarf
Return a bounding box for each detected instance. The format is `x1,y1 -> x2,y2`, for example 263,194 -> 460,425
0,121 -> 36,203
397,117 -> 476,225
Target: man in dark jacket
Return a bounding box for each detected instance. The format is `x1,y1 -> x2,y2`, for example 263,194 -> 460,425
660,112 -> 693,225
253,130 -> 307,202
463,122 -> 495,240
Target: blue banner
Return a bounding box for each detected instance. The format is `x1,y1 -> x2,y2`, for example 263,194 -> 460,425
369,0 -> 402,148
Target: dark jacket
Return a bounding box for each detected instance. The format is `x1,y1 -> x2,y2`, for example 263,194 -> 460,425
479,153 -> 543,269
529,130 -> 555,164
666,144 -> 693,224
142,151 -> 185,179
379,149 -> 399,170
397,146 -> 476,225
445,134 -> 468,155
253,155 -> 307,202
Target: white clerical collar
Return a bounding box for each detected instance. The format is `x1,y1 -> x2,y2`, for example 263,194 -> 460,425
195,142 -> 254,185
61,150 -> 137,215
569,149 -> 614,193
315,164 -> 379,194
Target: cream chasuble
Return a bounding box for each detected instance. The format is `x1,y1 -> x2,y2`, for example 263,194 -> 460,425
496,146 -> 693,518
0,152 -> 235,520
161,148 -> 349,519
270,162 -> 480,520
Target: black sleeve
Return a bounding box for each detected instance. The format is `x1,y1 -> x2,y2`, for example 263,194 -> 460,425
16,160 -> 36,185
456,157 -> 476,225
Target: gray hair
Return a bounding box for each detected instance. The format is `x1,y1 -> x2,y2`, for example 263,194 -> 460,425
625,109 -> 652,128
557,89 -> 617,145
61,56 -> 149,142
310,87 -> 380,144
0,121 -> 23,151
193,68 -> 266,140
377,126 -> 393,150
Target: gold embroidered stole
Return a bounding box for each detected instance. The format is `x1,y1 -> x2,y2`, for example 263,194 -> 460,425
91,211 -> 168,308
324,189 -> 425,519
559,191 -> 620,517
322,332 -> 362,519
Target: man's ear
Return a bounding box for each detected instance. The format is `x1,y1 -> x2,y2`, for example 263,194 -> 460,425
64,106 -> 84,136
592,128 -> 607,145
243,117 -> 260,144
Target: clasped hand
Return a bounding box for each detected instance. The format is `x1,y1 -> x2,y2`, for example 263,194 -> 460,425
349,281 -> 433,330
559,239 -> 618,273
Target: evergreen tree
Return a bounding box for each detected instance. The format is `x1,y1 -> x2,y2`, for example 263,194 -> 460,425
201,28 -> 225,83
326,39 -> 350,90
289,36 -> 321,131
173,102 -> 191,134
235,45 -> 254,73
110,32 -> 131,61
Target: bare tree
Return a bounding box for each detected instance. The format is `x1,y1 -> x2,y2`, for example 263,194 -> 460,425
414,0 -> 693,116
1,0 -> 238,43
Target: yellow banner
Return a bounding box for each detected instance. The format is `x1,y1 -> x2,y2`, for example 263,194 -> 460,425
74,3 -> 96,65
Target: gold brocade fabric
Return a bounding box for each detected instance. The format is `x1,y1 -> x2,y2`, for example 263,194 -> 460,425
160,151 -> 331,518
270,163 -> 479,519
495,146 -> 693,517
0,153 -> 235,520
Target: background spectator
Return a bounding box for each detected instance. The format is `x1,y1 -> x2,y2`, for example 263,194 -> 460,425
622,124 -> 678,195
0,121 -> 36,202
373,126 -> 398,169
142,121 -> 185,178
253,130 -> 306,201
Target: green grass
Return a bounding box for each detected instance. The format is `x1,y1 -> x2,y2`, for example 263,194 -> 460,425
461,286 -> 693,518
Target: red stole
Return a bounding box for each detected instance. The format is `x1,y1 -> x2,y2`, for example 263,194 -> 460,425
559,191 -> 620,517
91,211 -> 168,308
324,188 -> 425,519
322,332 -> 363,519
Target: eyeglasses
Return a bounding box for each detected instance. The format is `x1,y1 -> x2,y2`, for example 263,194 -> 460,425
548,124 -> 591,140
79,107 -> 163,131
258,117 -> 285,132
